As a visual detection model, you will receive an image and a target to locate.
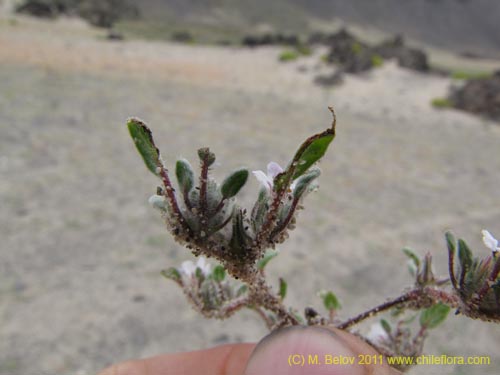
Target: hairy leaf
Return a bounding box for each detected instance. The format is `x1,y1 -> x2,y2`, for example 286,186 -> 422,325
212,265 -> 226,282
420,303 -> 450,329
128,118 -> 161,176
176,159 -> 195,194
274,108 -> 336,191
221,169 -> 249,199
293,169 -> 321,199
161,267 -> 181,283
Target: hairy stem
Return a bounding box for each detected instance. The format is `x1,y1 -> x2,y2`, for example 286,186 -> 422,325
251,306 -> 275,330
447,246 -> 457,290
337,291 -> 416,330
269,196 -> 299,240
158,167 -> 192,235
248,275 -> 299,327
336,287 -> 459,330
199,156 -> 210,218
221,295 -> 251,316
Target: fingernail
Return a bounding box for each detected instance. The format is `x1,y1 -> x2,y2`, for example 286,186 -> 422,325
244,326 -> 366,375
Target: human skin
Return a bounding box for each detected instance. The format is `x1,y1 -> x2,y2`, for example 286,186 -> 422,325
98,326 -> 401,375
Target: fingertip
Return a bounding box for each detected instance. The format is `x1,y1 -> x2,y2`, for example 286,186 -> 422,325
244,326 -> 362,375
244,326 -> 399,375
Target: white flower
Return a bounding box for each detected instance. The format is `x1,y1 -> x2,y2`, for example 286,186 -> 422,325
481,230 -> 500,253
180,257 -> 212,280
252,162 -> 296,192
366,323 -> 389,343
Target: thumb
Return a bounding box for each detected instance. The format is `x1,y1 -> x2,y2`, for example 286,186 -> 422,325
244,326 -> 401,375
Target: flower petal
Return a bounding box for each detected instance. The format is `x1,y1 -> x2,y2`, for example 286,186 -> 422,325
482,230 -> 499,252
196,256 -> 211,275
252,170 -> 273,191
181,260 -> 196,277
267,162 -> 283,179
366,323 -> 389,343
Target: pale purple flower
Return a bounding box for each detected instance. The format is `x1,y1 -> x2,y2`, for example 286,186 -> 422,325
482,230 -> 500,253
252,162 -> 296,192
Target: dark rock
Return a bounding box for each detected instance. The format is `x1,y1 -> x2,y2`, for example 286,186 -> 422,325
15,0 -> 140,28
308,32 -> 329,45
15,0 -> 58,18
107,30 -> 124,41
323,29 -> 373,74
374,35 -> 429,72
172,31 -> 194,43
317,30 -> 430,85
449,71 -> 500,121
242,33 -> 300,47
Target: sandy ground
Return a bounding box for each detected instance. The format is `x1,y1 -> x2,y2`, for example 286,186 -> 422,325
1,15 -> 500,375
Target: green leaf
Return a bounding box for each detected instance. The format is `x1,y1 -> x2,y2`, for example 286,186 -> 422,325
458,239 -> 473,272
195,267 -> 204,280
161,267 -> 181,282
197,147 -> 216,166
257,250 -> 278,270
221,169 -> 249,199
419,303 -> 450,329
380,319 -> 391,334
445,232 -> 456,257
293,169 -> 321,199
291,134 -> 333,180
212,265 -> 226,282
127,118 -> 161,176
176,159 -> 195,194
402,248 -> 420,270
279,278 -> 287,300
274,109 -> 336,191
236,284 -> 248,297
321,291 -> 341,311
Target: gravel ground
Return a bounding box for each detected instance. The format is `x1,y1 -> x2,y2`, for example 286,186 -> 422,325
1,15 -> 500,375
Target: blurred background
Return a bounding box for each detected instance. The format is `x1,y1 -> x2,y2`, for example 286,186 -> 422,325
1,1 -> 500,374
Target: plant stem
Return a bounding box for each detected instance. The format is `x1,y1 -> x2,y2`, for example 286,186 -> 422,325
251,306 -> 274,330
269,196 -> 299,240
248,275 -> 299,327
158,167 -> 192,235
447,245 -> 457,289
336,287 -> 459,330
199,155 -> 210,218
337,291 -> 416,330
221,295 -> 251,316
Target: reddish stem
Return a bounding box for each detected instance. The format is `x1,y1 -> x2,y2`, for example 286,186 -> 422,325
269,196 -> 299,240
251,306 -> 274,330
337,291 -> 416,330
447,246 -> 458,289
337,287 -> 460,330
255,189 -> 286,246
158,167 -> 191,234
199,157 -> 210,217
